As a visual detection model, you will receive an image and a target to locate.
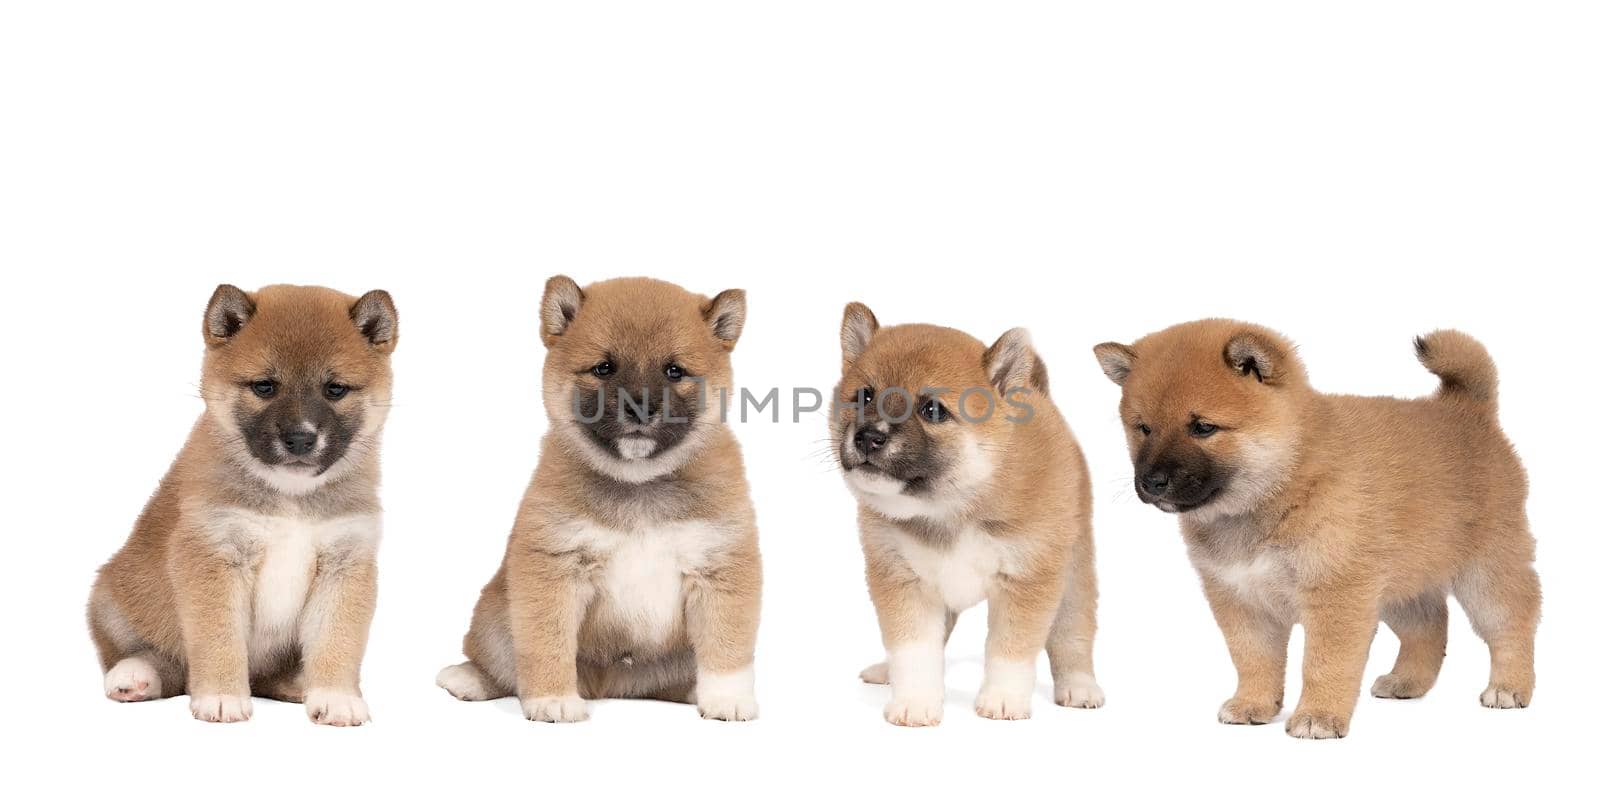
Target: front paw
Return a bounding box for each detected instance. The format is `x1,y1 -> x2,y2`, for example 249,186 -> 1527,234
698,691 -> 758,722
1285,708 -> 1350,739
1054,672 -> 1105,709
859,661 -> 889,685
305,689 -> 370,727
974,687 -> 1031,720
190,693 -> 253,723
1480,684 -> 1532,709
1217,696 -> 1280,725
884,692 -> 943,727
521,694 -> 589,723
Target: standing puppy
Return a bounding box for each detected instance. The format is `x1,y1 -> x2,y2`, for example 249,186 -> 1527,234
1093,320 -> 1540,739
437,276 -> 762,722
833,303 -> 1102,727
89,284 -> 399,725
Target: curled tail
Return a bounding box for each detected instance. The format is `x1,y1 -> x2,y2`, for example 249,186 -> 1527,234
1414,329 -> 1498,412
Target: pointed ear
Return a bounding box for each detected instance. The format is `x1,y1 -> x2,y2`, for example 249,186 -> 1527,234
350,290 -> 399,352
840,302 -> 879,370
985,328 -> 1046,393
204,284 -> 255,346
540,275 -> 584,347
1224,331 -> 1286,383
702,289 -> 746,350
1093,342 -> 1136,386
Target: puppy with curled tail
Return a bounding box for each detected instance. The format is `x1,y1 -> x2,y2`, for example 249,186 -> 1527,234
1093,320 -> 1539,739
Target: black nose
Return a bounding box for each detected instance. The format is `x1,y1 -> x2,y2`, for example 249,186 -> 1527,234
621,388 -> 656,423
1140,469 -> 1170,496
854,427 -> 888,453
282,430 -> 318,456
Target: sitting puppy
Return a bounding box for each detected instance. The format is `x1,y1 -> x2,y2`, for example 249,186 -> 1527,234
833,303 -> 1102,726
1094,321 -> 1540,739
89,284 -> 399,725
437,276 -> 762,722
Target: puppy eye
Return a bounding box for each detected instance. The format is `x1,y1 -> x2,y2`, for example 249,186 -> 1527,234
664,363 -> 685,382
250,379 -> 277,399
857,387 -> 874,406
592,361 -> 615,378
1190,421 -> 1218,438
324,382 -> 349,400
1136,423 -> 1151,436
919,399 -> 948,423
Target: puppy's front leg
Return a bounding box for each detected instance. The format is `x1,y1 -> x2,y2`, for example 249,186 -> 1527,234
976,574 -> 1061,720
1201,577 -> 1291,725
298,553 -> 377,726
506,544 -> 590,722
173,535 -> 252,723
685,538 -> 762,721
1288,585 -> 1380,739
866,558 -> 946,727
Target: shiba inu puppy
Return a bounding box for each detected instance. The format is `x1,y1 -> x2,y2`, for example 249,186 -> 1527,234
88,284 -> 398,725
832,303 -> 1102,726
1094,321 -> 1540,739
437,276 -> 761,722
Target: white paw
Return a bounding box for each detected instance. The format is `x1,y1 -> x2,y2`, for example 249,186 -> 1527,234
859,661 -> 889,685
975,658 -> 1034,720
696,666 -> 758,721
305,688 -> 370,727
1480,684 -> 1531,709
436,663 -> 496,701
104,656 -> 161,702
190,693 -> 252,723
1054,672 -> 1105,709
1285,710 -> 1349,739
521,694 -> 589,723
884,692 -> 944,727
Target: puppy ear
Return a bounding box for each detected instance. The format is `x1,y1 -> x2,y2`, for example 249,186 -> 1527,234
540,275 -> 584,347
204,284 -> 255,346
1093,342 -> 1136,386
840,302 -> 879,370
702,289 -> 746,350
985,328 -> 1046,394
350,290 -> 399,352
1224,331 -> 1286,383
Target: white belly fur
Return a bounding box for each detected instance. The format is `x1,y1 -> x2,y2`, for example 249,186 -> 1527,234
556,520 -> 726,646
895,527 -> 1015,612
206,509 -> 380,669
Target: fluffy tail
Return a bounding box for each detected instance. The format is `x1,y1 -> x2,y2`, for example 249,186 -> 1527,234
1414,330 -> 1497,411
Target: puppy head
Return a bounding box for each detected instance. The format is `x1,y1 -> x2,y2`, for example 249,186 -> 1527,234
539,275 -> 744,483
831,302 -> 1046,520
1093,319 -> 1307,522
201,284 -> 398,495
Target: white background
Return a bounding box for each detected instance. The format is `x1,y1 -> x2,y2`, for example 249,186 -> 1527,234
2,2 -> 1595,797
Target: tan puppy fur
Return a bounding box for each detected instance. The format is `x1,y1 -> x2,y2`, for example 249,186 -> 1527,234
832,304 -> 1101,726
438,276 -> 762,722
88,284 -> 399,725
1094,320 -> 1540,739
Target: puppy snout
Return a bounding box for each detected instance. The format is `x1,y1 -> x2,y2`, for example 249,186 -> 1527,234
281,429 -> 318,456
854,427 -> 888,453
1139,469 -> 1170,496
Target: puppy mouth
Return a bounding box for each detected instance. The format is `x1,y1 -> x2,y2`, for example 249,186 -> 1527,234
1146,487 -> 1221,514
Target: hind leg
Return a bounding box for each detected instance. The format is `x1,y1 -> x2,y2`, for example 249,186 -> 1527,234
104,650 -> 183,703
1371,591 -> 1448,699
1454,556 -> 1540,708
1046,537 -> 1103,709
437,660 -> 512,701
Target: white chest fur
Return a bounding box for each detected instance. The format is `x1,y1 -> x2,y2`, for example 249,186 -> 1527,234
892,527 -> 1017,612
554,520 -> 727,642
1205,552 -> 1295,611
206,509 -> 380,662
